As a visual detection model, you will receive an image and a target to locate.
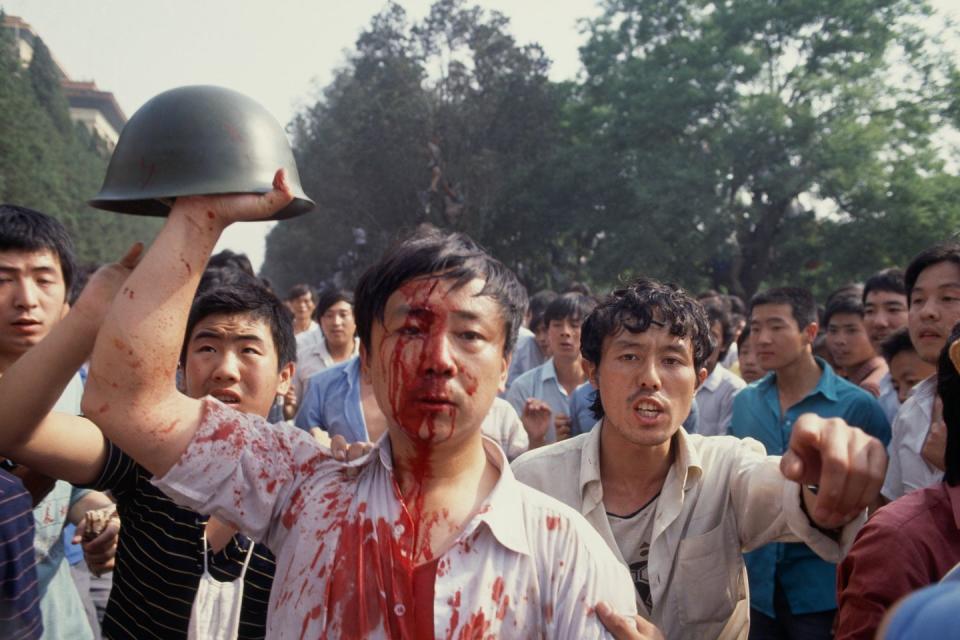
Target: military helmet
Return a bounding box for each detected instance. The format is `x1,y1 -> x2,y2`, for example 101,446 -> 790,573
89,85 -> 314,220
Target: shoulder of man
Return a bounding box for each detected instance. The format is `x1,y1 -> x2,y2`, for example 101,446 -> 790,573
512,434 -> 588,496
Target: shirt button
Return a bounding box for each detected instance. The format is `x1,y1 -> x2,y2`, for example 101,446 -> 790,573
394,604 -> 406,616
393,524 -> 405,537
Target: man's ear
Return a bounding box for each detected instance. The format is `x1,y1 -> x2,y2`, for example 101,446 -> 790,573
803,321 -> 819,346
695,367 -> 708,389
60,301 -> 70,320
584,359 -> 598,387
276,361 -> 295,396
498,351 -> 511,394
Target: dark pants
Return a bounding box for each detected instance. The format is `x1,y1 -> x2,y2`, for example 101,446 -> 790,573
749,582 -> 835,640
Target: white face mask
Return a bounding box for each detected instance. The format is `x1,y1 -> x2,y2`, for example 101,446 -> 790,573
188,533 -> 255,640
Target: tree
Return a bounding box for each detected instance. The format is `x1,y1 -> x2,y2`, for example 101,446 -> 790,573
262,0 -> 570,293
0,19 -> 161,266
578,0 -> 960,298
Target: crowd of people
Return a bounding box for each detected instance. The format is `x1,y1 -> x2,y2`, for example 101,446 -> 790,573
1,173 -> 959,639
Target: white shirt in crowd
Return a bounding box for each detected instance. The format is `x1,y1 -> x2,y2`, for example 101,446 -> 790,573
512,423 -> 864,640
480,397 -> 530,460
693,363 -> 746,436
877,372 -> 901,424
881,376 -> 943,501
506,330 -> 546,389
155,398 -> 637,638
292,332 -> 360,402
506,358 -> 571,444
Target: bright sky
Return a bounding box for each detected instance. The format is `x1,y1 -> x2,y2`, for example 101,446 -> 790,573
2,0 -> 597,270
3,1 -> 957,270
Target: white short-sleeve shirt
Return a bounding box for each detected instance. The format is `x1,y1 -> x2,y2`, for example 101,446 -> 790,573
154,398 -> 637,638
881,376 -> 943,501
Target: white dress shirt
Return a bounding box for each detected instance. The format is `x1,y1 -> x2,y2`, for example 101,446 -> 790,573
881,376 -> 943,501
693,363 -> 746,436
155,398 -> 637,638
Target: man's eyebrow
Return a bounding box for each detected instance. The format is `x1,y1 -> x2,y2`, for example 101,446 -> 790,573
0,265 -> 58,273
662,343 -> 691,357
191,329 -> 265,342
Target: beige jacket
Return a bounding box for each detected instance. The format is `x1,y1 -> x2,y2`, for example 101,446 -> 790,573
512,424 -> 864,640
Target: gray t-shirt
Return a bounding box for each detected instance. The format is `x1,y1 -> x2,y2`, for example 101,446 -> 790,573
607,495 -> 659,612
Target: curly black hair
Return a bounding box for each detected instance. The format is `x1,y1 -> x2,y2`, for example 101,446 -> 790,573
581,278 -> 711,420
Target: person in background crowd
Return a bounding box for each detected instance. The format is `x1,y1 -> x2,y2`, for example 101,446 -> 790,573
723,294 -> 748,371
0,205 -> 115,640
507,292 -> 597,445
736,326 -> 767,384
284,283 -> 317,337
730,286 -> 890,640
506,289 -> 556,388
824,294 -> 888,397
514,277 -> 886,640
693,297 -> 745,435
288,288 -> 360,418
882,243 -> 960,502
862,269 -> 909,421
835,323 -> 960,640
881,329 -> 936,405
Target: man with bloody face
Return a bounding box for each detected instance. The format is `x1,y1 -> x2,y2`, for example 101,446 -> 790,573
82,177 -> 637,638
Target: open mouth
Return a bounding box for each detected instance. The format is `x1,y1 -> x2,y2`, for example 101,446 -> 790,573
209,389 -> 242,405
633,399 -> 665,419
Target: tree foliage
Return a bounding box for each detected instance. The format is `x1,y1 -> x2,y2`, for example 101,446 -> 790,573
0,16 -> 161,266
263,0 -> 960,301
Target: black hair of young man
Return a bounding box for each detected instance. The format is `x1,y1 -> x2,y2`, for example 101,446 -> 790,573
905,243 -> 960,303
935,322 -> 960,486
823,294 -> 864,329
353,228 -> 527,357
285,283 -> 315,303
862,268 -> 905,303
0,204 -> 77,296
825,284 -> 864,309
529,290 -> 558,322
315,288 -> 355,319
749,286 -> 818,329
580,278 -> 712,420
181,274 -> 297,369
207,249 -> 255,278
702,297 -> 734,358
543,292 -> 597,327
736,325 -> 752,350
880,328 -> 916,364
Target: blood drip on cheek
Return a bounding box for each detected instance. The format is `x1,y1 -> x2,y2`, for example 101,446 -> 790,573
379,279 -> 460,562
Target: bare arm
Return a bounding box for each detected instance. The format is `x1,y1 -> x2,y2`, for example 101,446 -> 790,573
83,171 -> 294,476
0,247 -> 141,485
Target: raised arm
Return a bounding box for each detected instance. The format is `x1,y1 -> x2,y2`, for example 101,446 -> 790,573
82,170 -> 294,476
0,246 -> 140,485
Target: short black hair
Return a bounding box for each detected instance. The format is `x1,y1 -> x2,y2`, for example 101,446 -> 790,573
936,322 -> 960,486
823,294 -> 864,328
881,327 -> 917,364
862,268 -> 905,303
736,325 -> 752,350
528,290 -> 558,330
207,250 -> 254,277
581,278 -> 711,420
543,292 -> 597,327
354,228 -> 527,356
702,297 -> 733,358
0,204 -> 77,298
905,243 -> 960,306
285,283 -> 315,303
749,286 -> 817,329
182,274 -> 296,370
315,288 -> 354,319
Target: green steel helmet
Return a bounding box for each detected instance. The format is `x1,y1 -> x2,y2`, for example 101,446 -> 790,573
89,85 -> 314,220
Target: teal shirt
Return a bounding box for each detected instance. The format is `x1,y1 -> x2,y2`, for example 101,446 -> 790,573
729,358 -> 891,616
